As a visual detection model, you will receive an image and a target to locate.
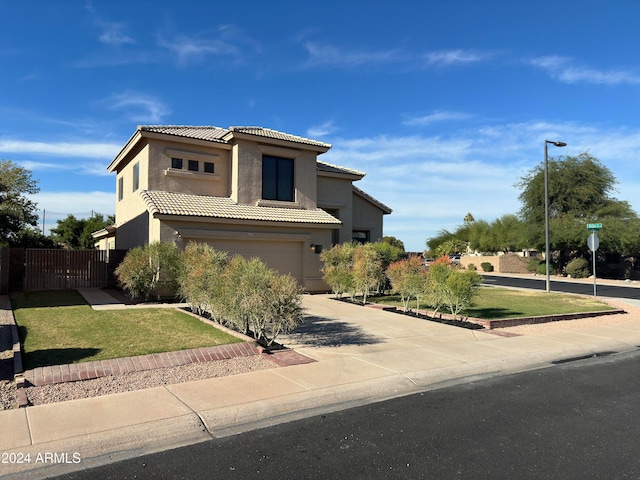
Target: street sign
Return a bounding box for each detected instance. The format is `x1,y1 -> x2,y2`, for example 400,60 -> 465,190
587,232 -> 599,297
587,223 -> 602,230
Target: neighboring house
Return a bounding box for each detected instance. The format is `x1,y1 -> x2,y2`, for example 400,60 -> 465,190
96,125 -> 391,292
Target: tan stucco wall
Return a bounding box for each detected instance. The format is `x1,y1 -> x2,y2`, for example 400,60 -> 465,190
317,175 -> 353,244
352,192 -> 385,242
147,140 -> 231,197
231,140 -> 318,209
461,254 -> 530,273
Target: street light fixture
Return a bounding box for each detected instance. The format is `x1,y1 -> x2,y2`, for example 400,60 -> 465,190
544,139 -> 567,292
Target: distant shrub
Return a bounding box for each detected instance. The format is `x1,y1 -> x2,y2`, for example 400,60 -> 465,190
480,262 -> 494,272
467,263 -> 477,271
566,257 -> 590,278
527,258 -> 541,273
537,262 -> 555,275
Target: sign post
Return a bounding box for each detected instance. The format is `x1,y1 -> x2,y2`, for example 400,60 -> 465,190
587,224 -> 602,296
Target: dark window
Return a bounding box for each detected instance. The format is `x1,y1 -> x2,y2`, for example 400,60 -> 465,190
203,162 -> 215,173
171,157 -> 183,169
188,160 -> 199,171
352,230 -> 369,244
133,162 -> 139,191
118,177 -> 124,201
262,155 -> 294,202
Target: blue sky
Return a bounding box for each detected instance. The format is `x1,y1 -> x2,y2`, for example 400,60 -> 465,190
2,0 -> 640,251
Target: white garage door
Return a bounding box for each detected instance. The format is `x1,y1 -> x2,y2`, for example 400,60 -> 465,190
200,239 -> 303,283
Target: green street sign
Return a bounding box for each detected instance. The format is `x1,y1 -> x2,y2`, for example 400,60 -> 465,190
587,223 -> 602,230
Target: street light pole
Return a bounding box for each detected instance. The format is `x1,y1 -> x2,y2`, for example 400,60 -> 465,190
544,139 -> 567,293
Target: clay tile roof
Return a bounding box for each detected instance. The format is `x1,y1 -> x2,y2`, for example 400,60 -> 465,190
229,126 -> 332,149
139,190 -> 342,225
139,125 -> 229,143
316,160 -> 365,178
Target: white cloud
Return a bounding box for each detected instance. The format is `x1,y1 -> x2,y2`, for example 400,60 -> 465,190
105,91 -> 170,123
529,56 -> 640,85
403,111 -> 473,126
99,22 -> 135,46
302,42 -> 405,68
307,121 -> 338,138
0,139 -> 120,159
29,191 -> 114,235
158,34 -> 239,66
423,49 -> 490,66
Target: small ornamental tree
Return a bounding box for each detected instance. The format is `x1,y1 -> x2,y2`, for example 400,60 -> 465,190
320,242 -> 356,298
441,269 -> 482,320
352,243 -> 384,304
386,256 -> 427,312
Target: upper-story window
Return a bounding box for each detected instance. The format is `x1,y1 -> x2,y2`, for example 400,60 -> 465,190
118,177 -> 124,201
132,162 -> 140,191
168,153 -> 216,176
262,155 -> 294,202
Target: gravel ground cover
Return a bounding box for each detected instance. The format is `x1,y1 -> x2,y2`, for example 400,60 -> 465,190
23,355 -> 276,406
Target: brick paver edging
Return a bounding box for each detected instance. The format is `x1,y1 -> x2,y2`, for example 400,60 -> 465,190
21,342 -> 262,388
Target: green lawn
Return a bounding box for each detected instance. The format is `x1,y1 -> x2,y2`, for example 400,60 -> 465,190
369,287 -> 616,320
12,290 -> 243,370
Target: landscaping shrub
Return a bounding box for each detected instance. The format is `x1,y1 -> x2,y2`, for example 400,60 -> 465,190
351,243 -> 384,304
115,241 -> 181,300
386,256 -> 428,312
527,258 -> 541,273
480,262 -> 494,272
467,263 -> 477,271
177,242 -> 229,320
537,262 -> 555,275
320,242 -> 355,298
566,257 -> 590,278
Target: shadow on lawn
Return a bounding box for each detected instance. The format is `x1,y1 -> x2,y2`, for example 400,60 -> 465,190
22,347 -> 102,370
284,315 -> 383,348
464,307 -> 525,320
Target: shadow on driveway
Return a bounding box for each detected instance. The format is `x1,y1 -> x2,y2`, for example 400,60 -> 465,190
285,314 -> 383,348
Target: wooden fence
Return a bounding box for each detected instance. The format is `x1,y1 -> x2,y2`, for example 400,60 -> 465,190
0,248 -> 127,293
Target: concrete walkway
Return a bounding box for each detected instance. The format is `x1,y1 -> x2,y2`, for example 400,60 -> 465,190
3,291 -> 640,479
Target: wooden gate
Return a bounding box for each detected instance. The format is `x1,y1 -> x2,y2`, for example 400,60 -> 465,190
24,250 -> 113,291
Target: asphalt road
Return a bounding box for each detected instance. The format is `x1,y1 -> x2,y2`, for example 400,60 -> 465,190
482,274 -> 640,299
54,349 -> 640,480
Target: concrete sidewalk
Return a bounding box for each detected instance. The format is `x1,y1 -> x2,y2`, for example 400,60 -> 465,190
3,293 -> 640,479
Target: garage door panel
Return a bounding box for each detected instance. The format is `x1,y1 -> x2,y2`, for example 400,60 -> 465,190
193,239 -> 302,282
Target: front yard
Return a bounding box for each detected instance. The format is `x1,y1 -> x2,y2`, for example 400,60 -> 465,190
368,286 -> 617,319
12,290 -> 243,370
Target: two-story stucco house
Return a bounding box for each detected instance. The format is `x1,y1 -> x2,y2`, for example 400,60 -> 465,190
97,125 -> 391,292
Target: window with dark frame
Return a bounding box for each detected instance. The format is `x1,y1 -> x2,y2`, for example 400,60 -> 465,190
171,157 -> 183,169
203,162 -> 215,173
133,162 -> 139,191
262,155 -> 294,202
118,177 -> 124,201
188,160 -> 199,171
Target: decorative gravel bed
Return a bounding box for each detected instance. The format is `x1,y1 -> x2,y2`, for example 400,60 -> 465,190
23,355 -> 276,407
0,305 -> 17,410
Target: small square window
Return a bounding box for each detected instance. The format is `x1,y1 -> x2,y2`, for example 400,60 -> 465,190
188,160 -> 199,171
203,162 -> 215,174
171,157 -> 183,169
